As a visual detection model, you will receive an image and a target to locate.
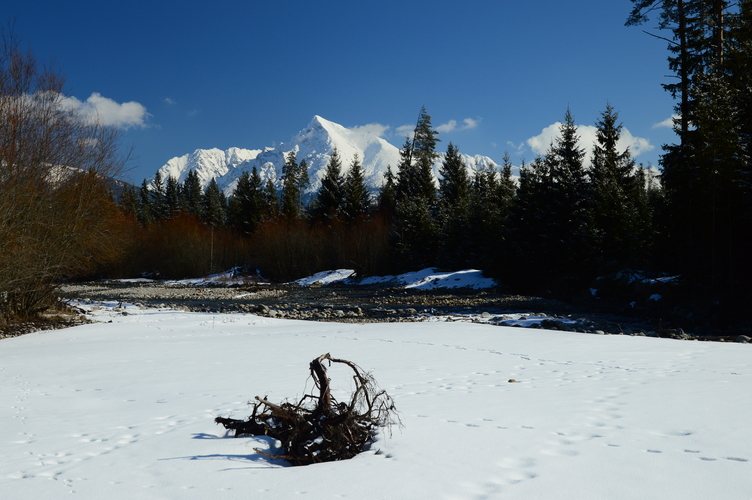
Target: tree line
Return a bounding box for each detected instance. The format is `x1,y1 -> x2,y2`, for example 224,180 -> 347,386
119,105 -> 658,296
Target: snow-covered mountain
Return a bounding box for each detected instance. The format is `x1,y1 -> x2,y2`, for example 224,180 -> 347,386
157,147 -> 262,191
156,115 -> 499,197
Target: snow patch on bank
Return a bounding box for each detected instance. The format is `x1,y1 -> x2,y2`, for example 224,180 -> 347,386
292,267 -> 498,290
294,269 -> 356,286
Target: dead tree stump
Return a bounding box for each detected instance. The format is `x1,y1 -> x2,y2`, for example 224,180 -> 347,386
215,353 -> 400,465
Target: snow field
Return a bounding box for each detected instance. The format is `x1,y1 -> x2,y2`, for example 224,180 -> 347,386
1,302 -> 750,499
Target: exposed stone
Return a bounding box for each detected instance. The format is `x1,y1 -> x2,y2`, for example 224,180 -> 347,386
54,281 -> 719,343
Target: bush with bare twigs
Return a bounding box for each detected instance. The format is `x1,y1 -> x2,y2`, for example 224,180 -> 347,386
215,354 -> 401,466
0,26 -> 128,323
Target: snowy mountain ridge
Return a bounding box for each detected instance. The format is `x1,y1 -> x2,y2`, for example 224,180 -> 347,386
156,115 -> 499,197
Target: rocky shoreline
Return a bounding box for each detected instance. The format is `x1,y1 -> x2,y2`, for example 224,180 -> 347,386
58,281 -> 752,344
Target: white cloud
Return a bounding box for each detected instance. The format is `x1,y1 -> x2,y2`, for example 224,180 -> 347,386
436,117 -> 480,133
526,122 -> 654,163
436,120 -> 457,133
462,118 -> 479,129
619,128 -> 654,156
653,114 -> 679,128
164,97 -> 176,105
526,122 -> 561,156
350,123 -> 389,138
395,124 -> 415,139
506,141 -> 526,157
393,116 -> 480,141
61,92 -> 149,129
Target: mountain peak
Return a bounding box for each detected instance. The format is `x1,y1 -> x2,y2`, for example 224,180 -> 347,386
310,114 -> 329,127
156,116 -> 499,197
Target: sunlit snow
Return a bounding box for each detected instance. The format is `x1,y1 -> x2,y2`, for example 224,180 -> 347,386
358,268 -> 498,290
1,301 -> 750,499
293,267 -> 498,290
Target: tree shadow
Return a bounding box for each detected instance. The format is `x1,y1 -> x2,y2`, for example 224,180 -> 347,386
163,435 -> 290,469
191,433 -> 222,439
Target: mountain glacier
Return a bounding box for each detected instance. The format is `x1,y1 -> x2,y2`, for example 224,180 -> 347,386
156,115 -> 499,197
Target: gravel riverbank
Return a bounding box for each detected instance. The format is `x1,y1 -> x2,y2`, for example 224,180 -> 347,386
57,280 -> 749,343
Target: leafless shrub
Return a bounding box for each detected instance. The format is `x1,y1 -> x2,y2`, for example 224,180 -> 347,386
0,26 -> 128,323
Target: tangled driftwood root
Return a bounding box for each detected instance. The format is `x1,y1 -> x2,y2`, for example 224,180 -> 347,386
215,353 -> 400,466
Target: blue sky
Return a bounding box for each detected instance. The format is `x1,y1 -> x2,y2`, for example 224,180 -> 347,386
7,0 -> 679,183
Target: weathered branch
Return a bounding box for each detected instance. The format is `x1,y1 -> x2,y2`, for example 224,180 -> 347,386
309,353 -> 332,414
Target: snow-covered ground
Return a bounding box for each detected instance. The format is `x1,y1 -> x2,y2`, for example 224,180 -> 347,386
2,301 -> 750,499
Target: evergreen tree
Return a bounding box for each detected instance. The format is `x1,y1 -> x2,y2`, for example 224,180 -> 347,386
312,148 -> 344,220
229,167 -> 264,233
626,1 -> 730,139
342,153 -> 371,220
395,107 -> 440,203
393,196 -> 438,271
151,171 -> 168,220
546,108 -> 592,282
299,159 -> 310,198
471,153 -> 516,273
498,152 -> 517,213
438,143 -> 470,207
203,178 -> 227,226
262,177 -> 279,220
667,72 -> 748,284
165,175 -> 181,217
395,137 -> 419,200
119,184 -> 140,218
412,106 -> 440,203
628,0 -> 752,307
391,108 -> 441,270
280,151 -> 309,220
377,165 -> 397,217
413,106 -> 440,164
138,179 -> 155,224
589,104 -> 646,266
437,143 -> 471,267
507,157 -> 551,288
723,0 -> 752,294
631,164 -> 659,256
508,110 -> 592,292
181,170 -> 204,219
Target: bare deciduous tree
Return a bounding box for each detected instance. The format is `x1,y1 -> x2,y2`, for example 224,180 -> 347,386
1,25 -> 128,322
